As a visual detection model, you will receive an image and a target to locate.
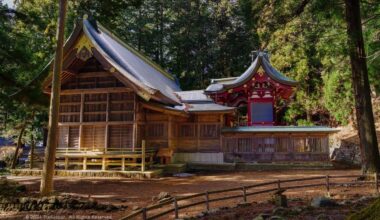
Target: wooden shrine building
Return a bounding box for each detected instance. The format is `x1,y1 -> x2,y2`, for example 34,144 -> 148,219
43,18 -> 337,171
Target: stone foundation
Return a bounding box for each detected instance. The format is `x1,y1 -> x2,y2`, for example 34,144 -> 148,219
10,169 -> 163,179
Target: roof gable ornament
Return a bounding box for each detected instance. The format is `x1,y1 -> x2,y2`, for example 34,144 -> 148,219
75,35 -> 93,61
250,49 -> 270,62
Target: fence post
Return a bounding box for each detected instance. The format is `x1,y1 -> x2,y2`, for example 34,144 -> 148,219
141,140 -> 146,172
374,172 -> 379,195
242,186 -> 247,202
174,198 -> 179,219
142,208 -> 147,220
205,191 -> 210,211
325,175 -> 330,197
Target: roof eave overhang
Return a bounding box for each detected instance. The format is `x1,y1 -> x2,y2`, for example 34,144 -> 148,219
205,55 -> 298,94
140,102 -> 189,117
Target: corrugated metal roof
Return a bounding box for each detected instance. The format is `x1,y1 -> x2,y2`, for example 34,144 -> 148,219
222,126 -> 340,133
205,51 -> 298,93
175,90 -> 212,103
185,103 -> 235,112
83,19 -> 182,104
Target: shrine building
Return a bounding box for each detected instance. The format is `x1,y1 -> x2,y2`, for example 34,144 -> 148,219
43,17 -> 338,171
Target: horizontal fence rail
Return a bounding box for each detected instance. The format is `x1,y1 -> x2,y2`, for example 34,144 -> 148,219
120,173 -> 380,220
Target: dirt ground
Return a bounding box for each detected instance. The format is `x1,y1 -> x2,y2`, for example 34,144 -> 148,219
1,169 -> 377,220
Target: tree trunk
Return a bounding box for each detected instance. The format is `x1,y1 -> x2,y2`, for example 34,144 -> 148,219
10,124 -> 26,169
30,133 -> 35,169
40,0 -> 67,196
344,0 -> 380,174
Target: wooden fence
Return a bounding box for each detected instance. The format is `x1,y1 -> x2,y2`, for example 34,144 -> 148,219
120,173 -> 379,220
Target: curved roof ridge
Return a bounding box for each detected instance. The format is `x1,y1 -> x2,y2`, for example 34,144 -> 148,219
205,51 -> 297,93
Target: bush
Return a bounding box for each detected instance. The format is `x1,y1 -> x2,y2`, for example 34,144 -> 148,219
348,198 -> 380,220
0,177 -> 27,198
0,146 -> 16,167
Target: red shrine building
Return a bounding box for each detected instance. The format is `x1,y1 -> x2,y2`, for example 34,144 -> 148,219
44,18 -> 338,171
206,51 -> 297,126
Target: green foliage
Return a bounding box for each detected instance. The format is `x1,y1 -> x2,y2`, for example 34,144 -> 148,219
348,198 -> 380,220
0,0 -> 379,131
323,70 -> 353,125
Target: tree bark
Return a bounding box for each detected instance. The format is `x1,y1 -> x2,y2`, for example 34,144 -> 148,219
40,0 -> 67,196
10,124 -> 26,169
30,133 -> 35,169
344,0 -> 380,174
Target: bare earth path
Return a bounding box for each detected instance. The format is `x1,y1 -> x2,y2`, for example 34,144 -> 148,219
1,169 -> 373,219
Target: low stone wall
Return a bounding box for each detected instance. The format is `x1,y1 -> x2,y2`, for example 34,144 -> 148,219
0,195 -> 120,212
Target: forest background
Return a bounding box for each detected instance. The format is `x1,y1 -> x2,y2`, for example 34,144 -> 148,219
0,0 -> 379,144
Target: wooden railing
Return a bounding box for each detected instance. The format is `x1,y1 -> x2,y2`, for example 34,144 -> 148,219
120,173 -> 379,220
56,147 -> 156,154
55,140 -> 154,171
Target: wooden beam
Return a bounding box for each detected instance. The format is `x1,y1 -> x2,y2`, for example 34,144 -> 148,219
59,121 -> 134,126
58,87 -> 132,95
76,71 -> 111,78
140,102 -> 189,117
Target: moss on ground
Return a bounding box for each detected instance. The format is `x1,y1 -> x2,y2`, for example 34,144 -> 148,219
348,197 -> 380,220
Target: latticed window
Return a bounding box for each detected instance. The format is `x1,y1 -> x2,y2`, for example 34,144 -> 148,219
57,126 -> 80,148
109,125 -> 133,149
146,123 -> 166,138
200,124 -> 220,139
179,124 -> 196,138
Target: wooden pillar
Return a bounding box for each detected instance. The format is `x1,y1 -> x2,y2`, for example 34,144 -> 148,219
64,157 -> 69,170
168,115 -> 174,151
219,114 -> 224,152
132,95 -> 137,152
79,93 -> 84,149
105,93 -> 109,152
121,157 -> 125,171
83,157 -> 87,170
102,157 -> 106,171
141,140 -> 146,172
197,116 -> 200,152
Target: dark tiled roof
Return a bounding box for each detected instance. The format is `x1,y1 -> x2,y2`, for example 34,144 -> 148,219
205,51 -> 297,93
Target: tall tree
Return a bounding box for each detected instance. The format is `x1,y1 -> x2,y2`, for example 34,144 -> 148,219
40,0 -> 67,196
344,0 -> 380,174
